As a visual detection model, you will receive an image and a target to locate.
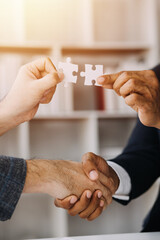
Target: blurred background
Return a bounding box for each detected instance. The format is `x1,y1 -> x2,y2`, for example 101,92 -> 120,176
0,0 -> 160,239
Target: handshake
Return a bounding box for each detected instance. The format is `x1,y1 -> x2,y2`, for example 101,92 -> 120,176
23,152 -> 119,221
1,57 -> 159,222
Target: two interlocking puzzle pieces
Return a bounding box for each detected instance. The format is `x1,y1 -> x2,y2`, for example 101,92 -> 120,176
58,57 -> 103,87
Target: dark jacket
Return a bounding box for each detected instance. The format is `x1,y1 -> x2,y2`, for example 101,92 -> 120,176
111,65 -> 160,231
111,117 -> 160,231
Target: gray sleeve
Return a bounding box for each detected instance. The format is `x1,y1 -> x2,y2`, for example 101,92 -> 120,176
0,155 -> 26,221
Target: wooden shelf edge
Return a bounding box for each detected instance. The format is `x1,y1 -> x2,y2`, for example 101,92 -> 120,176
0,42 -> 53,54
0,42 -> 152,55
61,42 -> 152,55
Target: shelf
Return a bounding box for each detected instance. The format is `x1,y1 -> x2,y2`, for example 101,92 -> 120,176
61,42 -> 151,55
0,42 -> 52,54
0,42 -> 151,55
34,110 -> 137,120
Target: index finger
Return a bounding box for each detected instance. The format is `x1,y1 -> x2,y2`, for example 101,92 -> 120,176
97,71 -> 134,88
54,195 -> 78,210
97,72 -> 122,87
27,57 -> 57,75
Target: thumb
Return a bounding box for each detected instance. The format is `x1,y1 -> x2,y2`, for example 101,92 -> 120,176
54,195 -> 78,210
82,152 -> 110,181
97,72 -> 122,86
36,72 -> 61,94
82,152 -> 99,181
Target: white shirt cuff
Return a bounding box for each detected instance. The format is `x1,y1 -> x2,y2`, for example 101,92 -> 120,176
107,161 -> 131,201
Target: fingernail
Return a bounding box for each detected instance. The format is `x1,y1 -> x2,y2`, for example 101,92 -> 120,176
89,170 -> 98,180
70,196 -> 77,204
97,77 -> 105,83
98,192 -> 102,198
86,191 -> 92,199
100,200 -> 104,207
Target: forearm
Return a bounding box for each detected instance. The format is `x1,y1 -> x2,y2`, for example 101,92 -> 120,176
23,159 -> 72,199
0,99 -> 22,135
23,159 -> 110,201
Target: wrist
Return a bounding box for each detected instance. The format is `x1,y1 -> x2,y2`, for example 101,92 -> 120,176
109,166 -> 120,192
23,159 -> 49,194
0,99 -> 20,135
23,159 -> 61,197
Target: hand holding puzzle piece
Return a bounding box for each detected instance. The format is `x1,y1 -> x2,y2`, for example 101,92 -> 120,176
58,58 -> 104,87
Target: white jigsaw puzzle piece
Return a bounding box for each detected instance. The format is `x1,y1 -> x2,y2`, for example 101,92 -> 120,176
58,57 -> 78,87
80,64 -> 103,86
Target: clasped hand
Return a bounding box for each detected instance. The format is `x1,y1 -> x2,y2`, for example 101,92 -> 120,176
54,152 -> 119,221
0,57 -> 119,221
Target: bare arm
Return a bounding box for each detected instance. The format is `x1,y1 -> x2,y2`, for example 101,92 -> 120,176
0,57 -> 62,136
23,159 -> 113,201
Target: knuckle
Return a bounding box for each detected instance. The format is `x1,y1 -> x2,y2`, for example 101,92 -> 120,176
129,78 -> 136,87
113,84 -> 120,96
87,152 -> 95,158
68,210 -> 76,216
131,93 -> 138,102
118,71 -> 125,76
125,97 -> 129,105
125,94 -> 138,104
54,200 -> 60,208
79,212 -> 87,219
107,196 -> 112,205
87,217 -> 94,222
51,72 -> 58,80
113,83 -> 118,92
82,152 -> 94,162
119,86 -> 124,95
41,98 -> 51,104
121,71 -> 129,78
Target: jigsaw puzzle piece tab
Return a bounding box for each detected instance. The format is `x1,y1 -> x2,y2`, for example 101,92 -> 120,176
58,57 -> 78,87
80,64 -> 103,86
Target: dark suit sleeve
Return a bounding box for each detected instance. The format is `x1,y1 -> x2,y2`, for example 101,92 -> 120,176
110,118 -> 160,203
152,64 -> 160,81
0,156 -> 26,221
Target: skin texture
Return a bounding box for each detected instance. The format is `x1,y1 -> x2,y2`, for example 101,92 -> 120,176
0,57 -> 62,135
23,159 -> 115,204
55,152 -> 119,221
0,57 -> 118,221
97,70 -> 160,128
